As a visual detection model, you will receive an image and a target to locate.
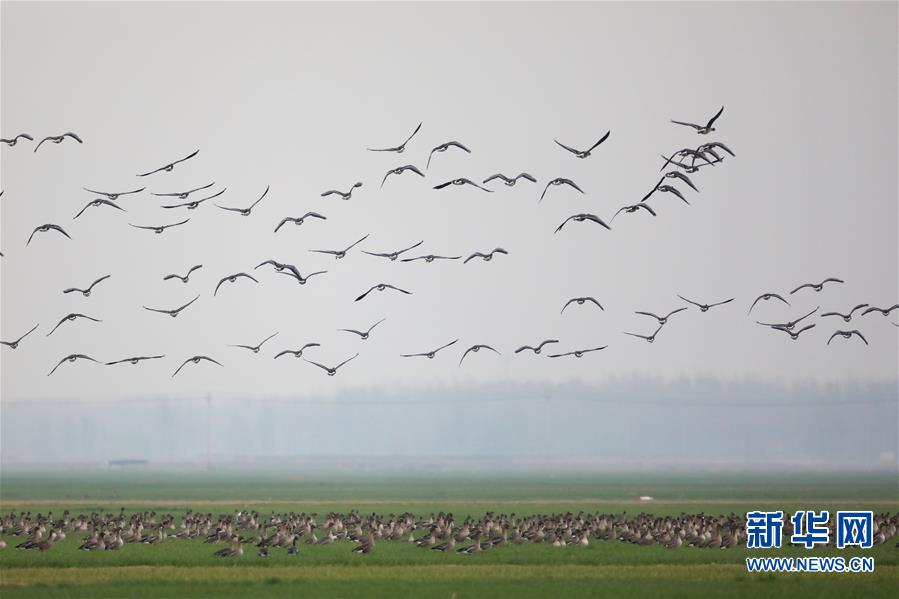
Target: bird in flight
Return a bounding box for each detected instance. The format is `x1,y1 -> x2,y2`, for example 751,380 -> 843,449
339,318 -> 386,340
255,259 -> 290,273
514,339 -> 559,355
548,346 -> 607,358
433,178 -> 492,192
756,306 -> 819,331
152,182 -> 215,200
129,219 -> 190,234
63,274 -> 111,297
459,344 -> 500,366
748,292 -> 791,314
1,324 -> 39,349
355,283 -> 412,302
82,187 -> 145,201
820,304 -> 868,323
216,185 -> 269,216
401,254 -> 461,263
48,354 -> 99,376
561,297 -> 604,314
610,203 -> 656,223
827,330 -> 868,346
401,339 -> 459,359
214,273 -> 259,296
634,307 -> 687,325
46,313 -> 102,337
303,354 -> 359,376
427,141 -> 471,168
321,182 -> 362,200
274,343 -> 321,359
230,332 -> 279,353
73,198 -> 126,220
641,181 -> 689,204
27,223 -> 71,245
34,132 -> 83,152
463,248 -> 508,263
696,141 -> 736,161
367,122 -> 421,153
555,213 -> 611,233
540,178 -> 583,202
660,171 -> 699,191
137,149 -> 199,177
790,278 -> 845,294
381,165 -> 425,188
362,240 -> 423,261
659,149 -> 716,172
172,355 -> 222,377
106,355 -> 165,366
772,323 -> 816,341
161,188 -> 225,210
482,173 -> 537,187
277,264 -> 327,285
1,133 -> 33,146
554,130 -> 610,159
862,304 -> 899,317
624,324 -> 664,343
143,295 -> 200,317
274,212 -> 326,233
678,295 -> 734,312
164,265 -> 203,283
670,106 -> 724,134
310,234 -> 369,260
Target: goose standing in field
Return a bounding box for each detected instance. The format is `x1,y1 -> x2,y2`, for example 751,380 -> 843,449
303,353 -> 359,376
214,272 -> 259,296
1,133 -> 33,146
26,223 -> 71,245
540,178 -> 583,202
790,278 -> 844,294
820,304 -> 868,323
554,130 -> 610,158
160,188 -> 225,210
1,324 -> 40,349
362,240 -> 423,261
46,313 -> 102,336
143,295 -> 200,317
172,355 -> 223,377
561,297 -> 603,314
514,339 -> 559,355
48,354 -> 100,376
548,346 -> 607,358
164,265 -> 203,283
459,344 -> 501,366
555,213 -> 611,233
137,149 -> 199,177
215,185 -> 269,216
230,332 -> 279,353
212,536 -> 243,558
105,355 -> 165,366
670,106 -> 724,134
274,343 -> 321,359
624,324 -> 664,343
63,275 -> 111,297
862,304 -> 899,317
482,172 -> 537,187
771,323 -> 816,341
827,330 -> 868,346
73,198 -> 126,219
756,306 -> 819,331
82,187 -> 144,201
433,178 -> 492,192
351,532 -> 375,554
463,248 -> 508,263
677,295 -> 734,312
309,234 -> 370,260
321,182 -> 362,200
400,339 -> 458,359
367,122 -> 421,153
129,219 -> 190,234
34,132 -> 83,152
274,212 -> 326,233
152,182 -> 215,199
339,318 -> 386,341
355,283 -> 412,302
427,140 -> 471,168
634,307 -> 687,325
748,292 -> 790,314
381,164 -> 425,187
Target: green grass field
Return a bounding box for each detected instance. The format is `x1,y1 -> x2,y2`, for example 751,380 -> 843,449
1,472 -> 897,597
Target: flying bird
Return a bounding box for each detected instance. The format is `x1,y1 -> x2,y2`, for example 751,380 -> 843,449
554,130 -> 610,158
561,297 -> 604,314
106,355 -> 165,366
27,224 -> 71,245
73,198 -> 126,219
172,355 -> 222,377
771,323 -> 816,340
401,254 -> 461,263
827,330 -> 868,346
277,264 -> 327,285
309,234 -> 369,260
137,149 -> 199,177
163,265 -> 203,283
143,295 -> 200,317
63,274 -> 111,297
463,248 -> 508,263
641,182 -> 688,204
82,187 -> 144,201
748,293 -> 791,314
401,339 -> 458,359
47,354 -> 99,376
160,188 -> 225,210
367,122 -> 421,153
362,240 -> 423,261
610,203 -> 656,223
381,165 -> 425,188
661,171 -> 699,191
862,304 -> 899,317
790,278 -> 845,294
554,213 -> 611,233
339,318 -> 386,340
355,283 -> 412,302
820,304 -> 869,323
459,344 -> 500,366
1,133 -> 33,146
274,212 -> 326,233
427,141 -> 471,168
540,178 -> 583,202
634,307 -> 687,325
697,141 -> 736,158
274,343 -> 321,359
670,106 -> 724,134
47,313 -> 101,336
321,182 -> 362,200
1,324 -> 39,349
152,182 -> 215,199
756,306 -> 819,331
216,185 -> 269,216
678,295 -> 735,312
548,346 -> 607,358
514,339 -> 559,355
230,332 -> 279,353
482,173 -> 537,187
624,325 -> 664,343
433,178 -> 492,192
129,219 -> 190,234
214,273 -> 259,296
303,354 -> 359,376
34,132 -> 83,152
659,149 -> 716,172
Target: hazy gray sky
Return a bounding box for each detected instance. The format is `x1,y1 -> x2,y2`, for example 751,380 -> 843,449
1,1 -> 897,402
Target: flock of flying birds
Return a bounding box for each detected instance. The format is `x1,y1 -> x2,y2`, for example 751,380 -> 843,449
2,107 -> 897,378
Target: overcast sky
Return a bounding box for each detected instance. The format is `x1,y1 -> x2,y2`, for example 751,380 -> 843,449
1,1 -> 897,403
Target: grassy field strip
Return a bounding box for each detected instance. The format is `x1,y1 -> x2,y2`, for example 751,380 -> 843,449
3,564 -> 897,587
7,499 -> 899,506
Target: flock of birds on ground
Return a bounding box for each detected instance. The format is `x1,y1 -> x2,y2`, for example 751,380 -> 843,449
2,106 -> 898,378
3,508 -> 897,556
